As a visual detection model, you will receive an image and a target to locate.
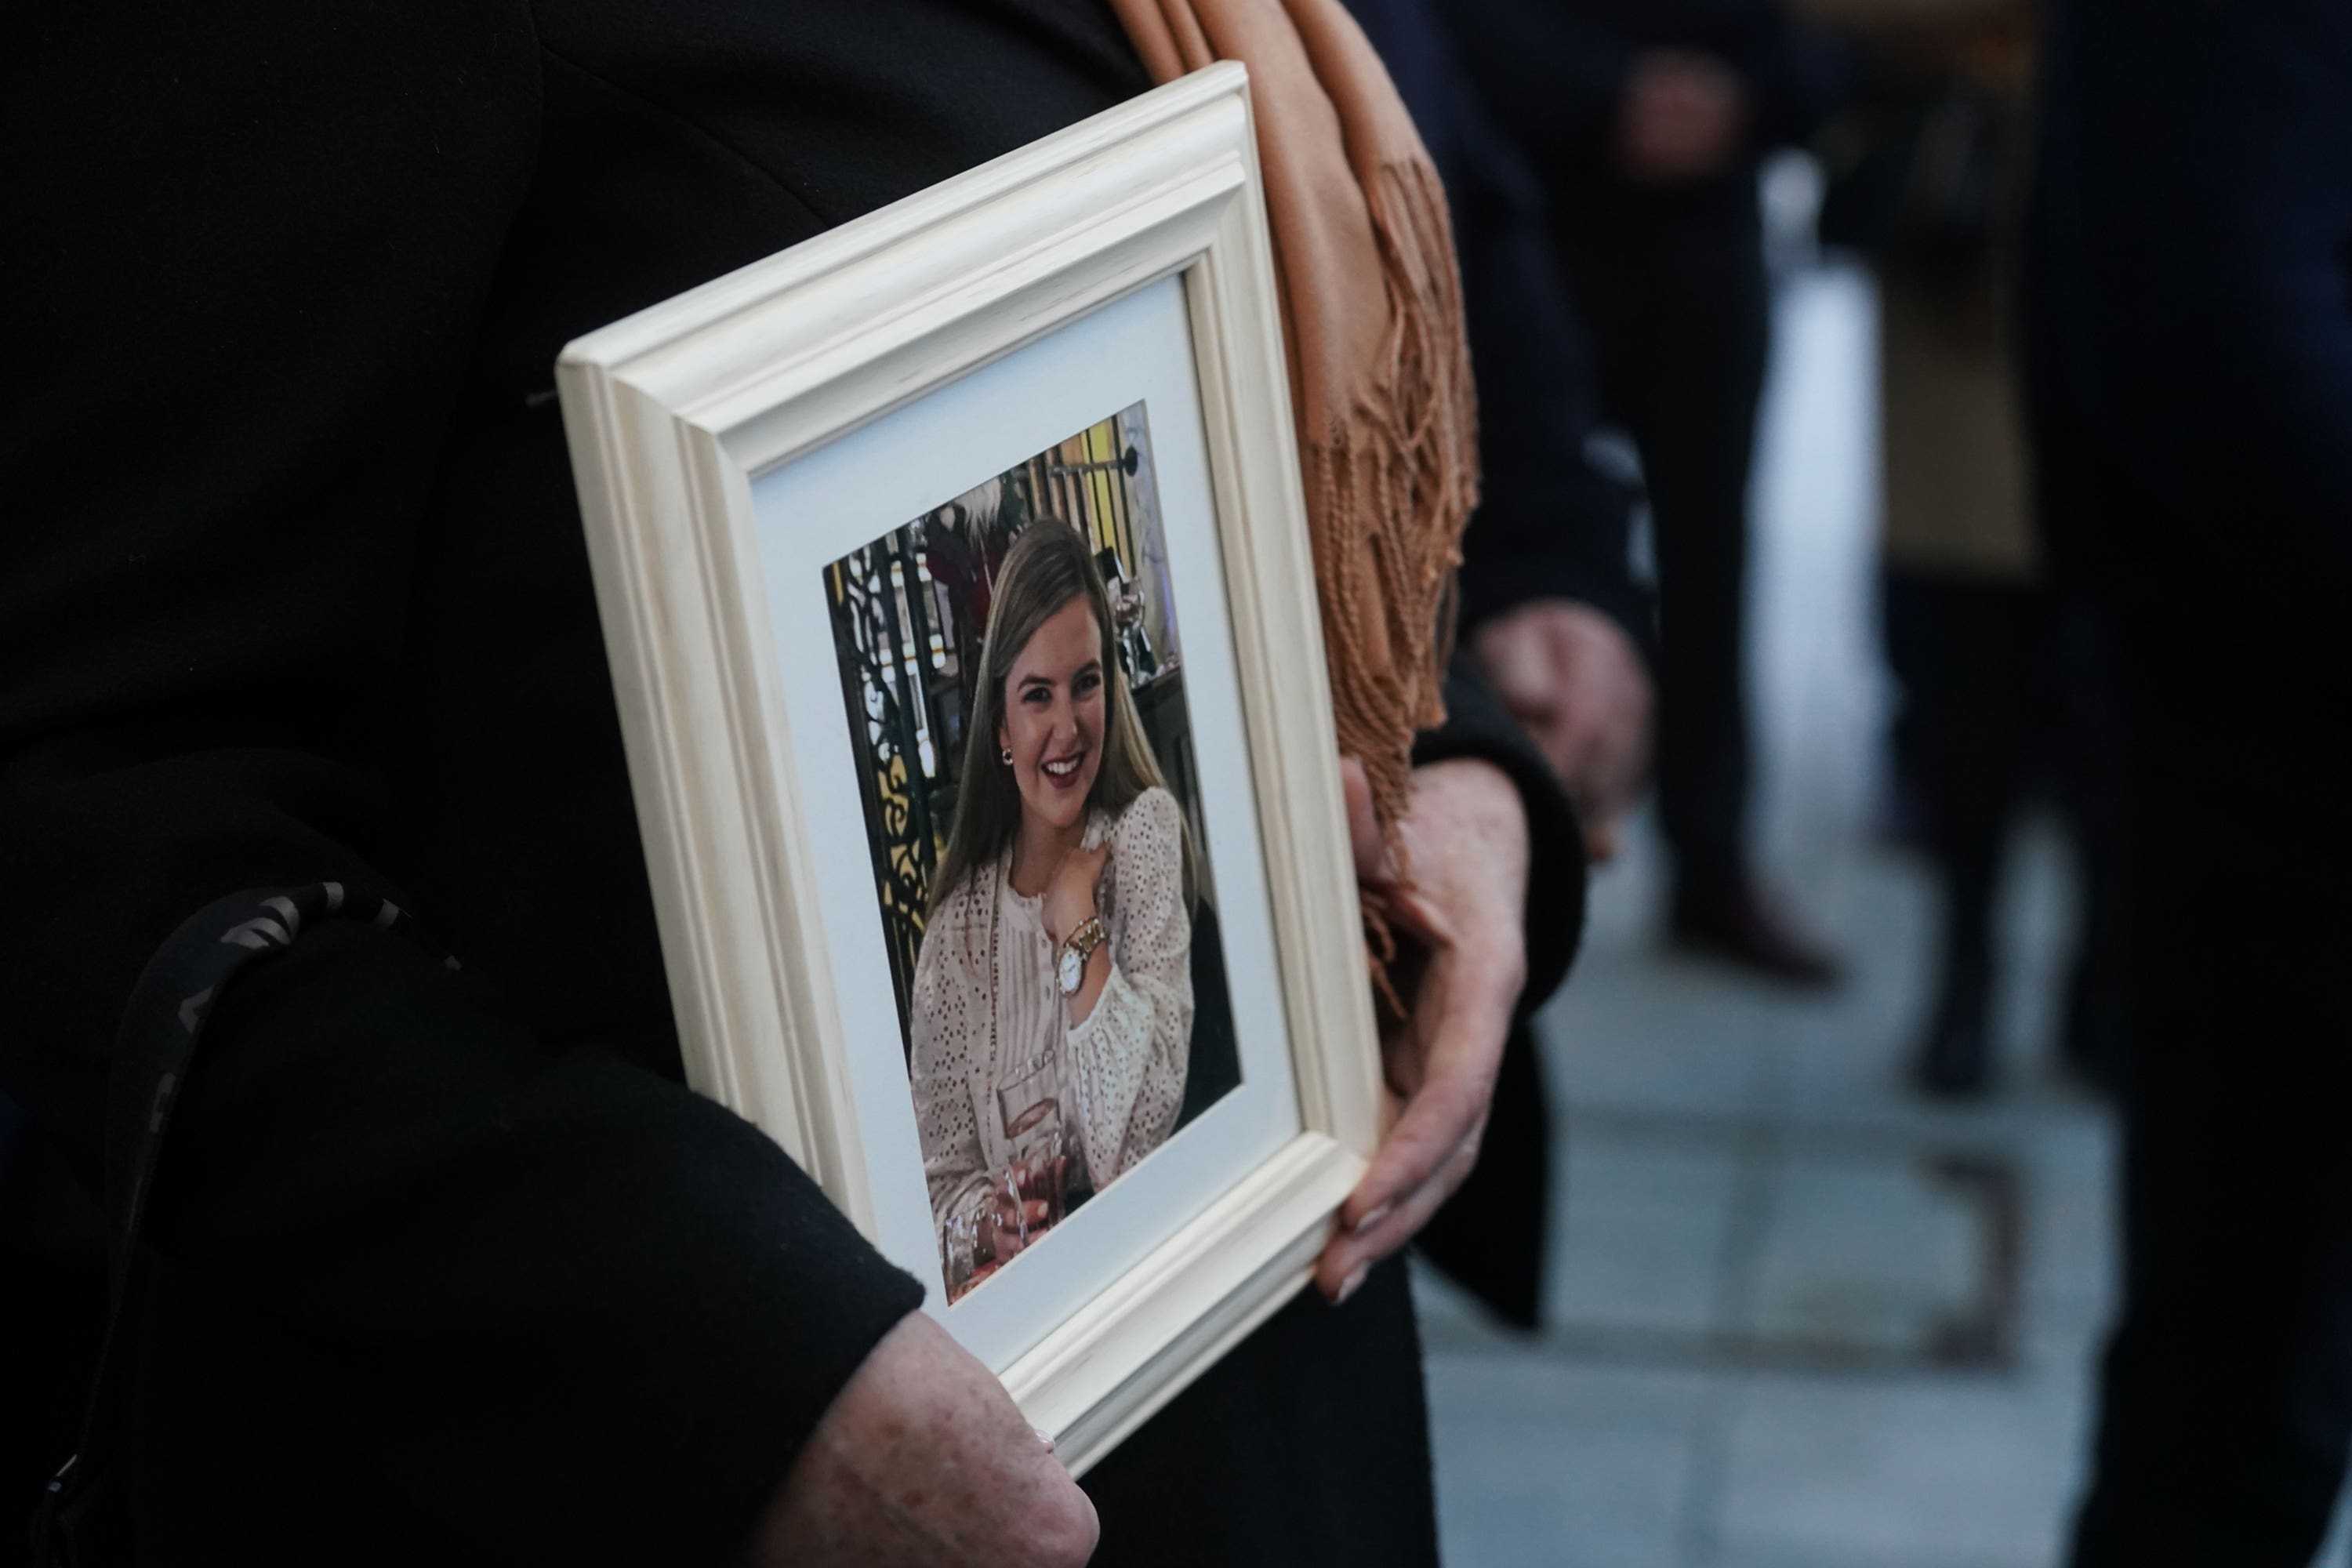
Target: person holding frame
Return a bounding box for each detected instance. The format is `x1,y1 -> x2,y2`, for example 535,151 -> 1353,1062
3,4 -> 1587,1567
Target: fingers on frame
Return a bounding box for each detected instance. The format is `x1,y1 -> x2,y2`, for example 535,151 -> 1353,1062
1343,1073 -> 1491,1229
1315,1123 -> 1486,1298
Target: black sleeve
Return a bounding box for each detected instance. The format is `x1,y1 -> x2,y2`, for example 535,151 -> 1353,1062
1346,0 -> 1655,658
2031,0 -> 2352,675
1434,0 -> 1638,168
1448,105 -> 1657,660
1728,8 -> 1857,151
0,7 -> 916,1561
1414,656 -> 1588,1014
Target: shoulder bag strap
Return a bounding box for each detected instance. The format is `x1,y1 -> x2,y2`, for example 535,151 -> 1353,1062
32,881 -> 451,1566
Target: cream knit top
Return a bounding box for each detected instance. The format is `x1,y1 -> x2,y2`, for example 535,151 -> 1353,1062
909,786 -> 1195,1281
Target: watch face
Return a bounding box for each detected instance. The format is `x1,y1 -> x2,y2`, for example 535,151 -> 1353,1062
1058,946 -> 1083,996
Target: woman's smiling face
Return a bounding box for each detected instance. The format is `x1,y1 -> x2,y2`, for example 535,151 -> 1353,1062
998,595 -> 1107,838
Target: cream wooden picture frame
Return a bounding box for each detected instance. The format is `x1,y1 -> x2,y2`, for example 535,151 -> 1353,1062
555,64 -> 1380,1473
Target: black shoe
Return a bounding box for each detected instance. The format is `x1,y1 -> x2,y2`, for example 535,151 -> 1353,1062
1914,955 -> 1994,1099
1669,874 -> 1841,989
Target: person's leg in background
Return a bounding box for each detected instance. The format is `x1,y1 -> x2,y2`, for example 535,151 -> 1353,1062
2026,0 -> 2352,1544
1553,187 -> 1837,983
2053,592 -> 2127,1094
2067,570 -> 2352,1566
1881,573 -> 2042,1095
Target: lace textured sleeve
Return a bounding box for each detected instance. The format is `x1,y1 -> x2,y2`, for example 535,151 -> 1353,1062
1066,787 -> 1195,1184
907,879 -> 999,1269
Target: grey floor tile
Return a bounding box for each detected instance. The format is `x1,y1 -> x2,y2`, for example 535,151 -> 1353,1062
1715,1370 -> 2092,1565
2013,1123 -> 2126,1335
1547,1130 -> 1746,1339
1740,1150 -> 1986,1357
1540,935 -> 1789,1124
1432,1420 -> 1691,1568
1726,1548 -> 2041,1568
1423,1348 -> 1715,1431
1546,1012 -> 1777,1123
1425,1353 -> 1711,1568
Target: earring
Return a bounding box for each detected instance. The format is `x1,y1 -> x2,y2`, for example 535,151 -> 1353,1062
1001,747 -> 1014,764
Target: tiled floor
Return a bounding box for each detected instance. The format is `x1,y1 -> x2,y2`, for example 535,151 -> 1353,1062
1412,263 -> 2352,1566
1415,808 -> 2114,1568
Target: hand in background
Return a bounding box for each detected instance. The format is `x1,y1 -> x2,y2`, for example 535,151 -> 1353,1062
1316,757 -> 1530,1304
1473,599 -> 1653,861
1616,48 -> 1749,183
751,1312 -> 1097,1567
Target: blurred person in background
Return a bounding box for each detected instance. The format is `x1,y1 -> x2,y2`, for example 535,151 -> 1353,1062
1341,0 -> 1660,1329
1806,0 -> 2122,1098
1438,0 -> 1851,985
2028,0 -> 2352,1561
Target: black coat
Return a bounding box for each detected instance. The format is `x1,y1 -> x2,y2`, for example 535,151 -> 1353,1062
2023,8 -> 2352,1559
1436,0 -> 1849,194
1,1 -> 1584,1562
1346,0 -> 1653,654
2027,0 -> 2352,666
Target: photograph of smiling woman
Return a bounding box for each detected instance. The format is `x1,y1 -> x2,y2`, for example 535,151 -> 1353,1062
909,519 -> 1202,1299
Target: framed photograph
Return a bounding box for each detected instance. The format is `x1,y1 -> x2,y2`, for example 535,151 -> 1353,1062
556,64 -> 1379,1472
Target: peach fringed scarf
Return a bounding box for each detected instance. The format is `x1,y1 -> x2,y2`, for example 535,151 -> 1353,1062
1109,0 -> 1481,859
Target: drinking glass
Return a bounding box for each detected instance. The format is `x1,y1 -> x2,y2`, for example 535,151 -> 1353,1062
996,1051 -> 1071,1236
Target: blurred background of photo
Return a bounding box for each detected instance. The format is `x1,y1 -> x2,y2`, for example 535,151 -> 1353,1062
822,400 -> 1217,1045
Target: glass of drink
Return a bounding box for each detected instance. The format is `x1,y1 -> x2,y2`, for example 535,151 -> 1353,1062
996,1051 -> 1071,1237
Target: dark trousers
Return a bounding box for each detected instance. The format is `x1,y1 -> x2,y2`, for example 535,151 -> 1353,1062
1883,573 -> 2047,982
1085,1256 -> 1439,1566
1881,574 -> 2124,1056
1552,184 -> 1770,884
2067,569 -> 2352,1565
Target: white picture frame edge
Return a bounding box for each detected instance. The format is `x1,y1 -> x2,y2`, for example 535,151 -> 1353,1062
554,63 -> 1381,1472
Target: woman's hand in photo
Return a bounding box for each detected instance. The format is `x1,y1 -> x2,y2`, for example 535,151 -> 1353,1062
977,1196 -> 1049,1266
1043,839 -> 1112,945
978,1156 -> 1067,1266
1317,757 -> 1530,1305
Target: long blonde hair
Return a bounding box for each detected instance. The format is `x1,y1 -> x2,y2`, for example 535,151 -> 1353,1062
931,519 -> 1193,914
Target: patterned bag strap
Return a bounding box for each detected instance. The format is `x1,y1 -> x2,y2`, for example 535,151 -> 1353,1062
33,882 -> 451,1566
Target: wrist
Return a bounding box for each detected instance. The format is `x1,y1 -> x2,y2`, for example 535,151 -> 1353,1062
1056,913 -> 1109,999
1417,757 -> 1530,847
1407,760 -> 1534,934
1050,896 -> 1097,944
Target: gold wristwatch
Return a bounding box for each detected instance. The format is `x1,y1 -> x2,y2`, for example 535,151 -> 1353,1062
1058,914 -> 1108,996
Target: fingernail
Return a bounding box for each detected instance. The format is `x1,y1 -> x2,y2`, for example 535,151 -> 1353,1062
1352,1203 -> 1390,1236
1033,1425 -> 1058,1454
1335,1265 -> 1369,1305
